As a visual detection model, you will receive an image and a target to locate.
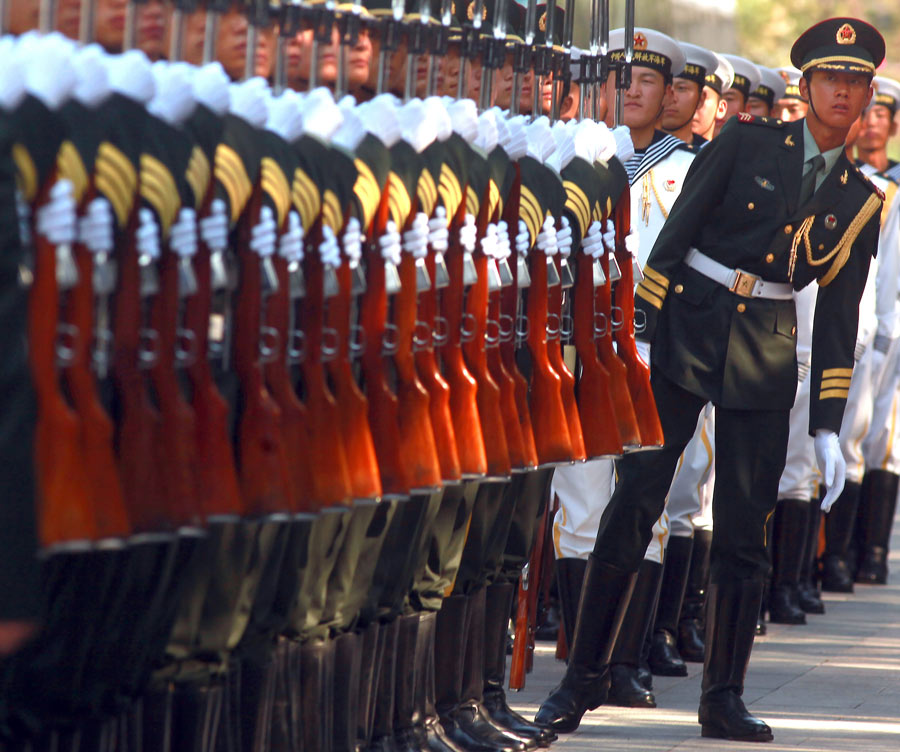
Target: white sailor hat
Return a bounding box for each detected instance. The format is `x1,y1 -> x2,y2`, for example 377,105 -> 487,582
721,54 -> 761,98
677,42 -> 720,89
873,76 -> 900,115
774,66 -> 804,100
748,66 -> 787,108
705,52 -> 734,94
609,27 -> 686,79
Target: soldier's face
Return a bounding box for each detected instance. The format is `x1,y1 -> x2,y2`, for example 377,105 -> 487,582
857,104 -> 897,152
721,87 -> 746,123
660,77 -> 701,131
179,9 -> 208,65
493,55 -> 534,111
94,0 -> 127,52
8,0 -> 39,34
137,1 -> 172,61
773,97 -> 808,122
609,66 -> 669,130
692,87 -> 722,135
56,0 -> 82,39
800,71 -> 873,132
744,96 -> 770,118
215,8 -> 274,80
288,28 -> 340,89
438,47 -> 461,97
348,28 -> 373,90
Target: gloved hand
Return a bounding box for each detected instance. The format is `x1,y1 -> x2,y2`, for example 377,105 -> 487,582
624,227 -> 640,256
136,208 -> 161,259
797,362 -> 811,384
854,339 -> 866,361
582,220 -> 605,257
169,208 -> 198,258
403,212 -> 429,258
459,213 -> 477,254
536,215 -> 558,255
815,429 -> 846,512
200,198 -> 229,253
36,178 -> 77,245
249,205 -> 277,257
515,219 -> 530,255
78,197 -> 114,255
428,206 -> 449,252
480,223 -> 498,257
495,220 -> 511,260
319,225 -> 342,267
342,216 -> 363,262
557,216 -> 573,257
279,210 -> 304,262
601,219 -> 616,253
379,219 -> 402,266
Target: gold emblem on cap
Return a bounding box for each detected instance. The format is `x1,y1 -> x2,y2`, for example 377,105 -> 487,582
634,32 -> 648,51
539,12 -> 546,31
467,1 -> 486,20
837,23 -> 856,45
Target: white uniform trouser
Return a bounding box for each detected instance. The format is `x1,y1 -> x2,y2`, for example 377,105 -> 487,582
777,371 -> 818,501
666,404 -> 715,538
863,335 -> 900,474
839,345 -> 876,485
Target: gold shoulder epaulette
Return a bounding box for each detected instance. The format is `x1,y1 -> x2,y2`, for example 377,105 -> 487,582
736,113 -> 786,128
851,164 -> 886,201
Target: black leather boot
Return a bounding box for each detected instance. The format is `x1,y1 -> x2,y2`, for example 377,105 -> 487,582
454,587 -> 530,751
299,637 -> 335,752
482,582 -> 556,747
369,619 -> 400,752
356,621 -> 382,750
533,555 -> 637,733
698,577 -> 773,742
821,481 -> 861,592
608,559 -> 663,708
434,595 -> 508,752
391,614 -> 421,750
333,631 -> 362,752
554,558 -> 586,659
648,535 -> 692,677
171,675 -> 223,752
239,650 -> 277,752
678,529 -> 710,663
797,503 -> 825,614
768,499 -> 808,624
855,470 -> 900,585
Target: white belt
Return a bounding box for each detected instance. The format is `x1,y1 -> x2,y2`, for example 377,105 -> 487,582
684,248 -> 794,300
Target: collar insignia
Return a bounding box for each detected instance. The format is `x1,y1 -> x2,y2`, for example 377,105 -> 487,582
785,134 -> 796,147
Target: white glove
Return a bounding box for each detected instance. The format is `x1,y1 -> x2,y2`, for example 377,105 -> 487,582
797,362 -> 811,384
601,219 -> 616,253
319,225 -> 341,267
515,219 -> 530,255
495,220 -> 511,260
278,210 -> 304,263
854,339 -> 866,361
342,217 -> 363,263
403,212 -> 429,259
582,220 -> 604,258
557,216 -> 573,258
480,223 -> 499,258
249,205 -> 277,257
624,228 -> 640,257
78,197 -> 114,255
815,429 -> 847,512
36,179 -> 77,245
136,208 -> 161,260
459,213 -> 477,254
379,220 -> 402,266
200,198 -> 229,253
636,340 -> 651,367
536,216 -> 558,256
169,208 -> 198,258
428,206 -> 449,253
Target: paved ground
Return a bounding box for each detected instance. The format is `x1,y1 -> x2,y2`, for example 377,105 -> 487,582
508,518 -> 900,751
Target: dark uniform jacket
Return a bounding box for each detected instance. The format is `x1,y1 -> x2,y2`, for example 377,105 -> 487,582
635,115 -> 882,434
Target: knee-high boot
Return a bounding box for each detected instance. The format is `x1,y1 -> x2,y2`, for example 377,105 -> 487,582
391,614 -> 421,750
768,499 -> 808,624
533,555 -> 637,733
553,558 -> 586,660
648,535 -> 692,676
298,638 -> 335,752
607,559 -> 663,708
369,619 -> 400,752
797,502 -> 825,613
698,577 -> 773,742
855,470 -> 900,584
821,481 -> 861,592
332,631 -> 362,752
678,529 -> 711,662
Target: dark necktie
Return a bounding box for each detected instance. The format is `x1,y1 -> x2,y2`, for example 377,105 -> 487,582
799,153 -> 825,205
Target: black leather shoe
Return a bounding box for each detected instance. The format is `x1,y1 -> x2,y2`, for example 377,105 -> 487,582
699,691 -> 773,742
797,582 -> 825,614
854,470 -> 898,585
533,664 -> 610,733
767,585 -> 806,625
483,690 -> 556,747
607,665 -> 656,708
648,630 -> 688,676
820,554 -> 854,592
856,547 -> 888,584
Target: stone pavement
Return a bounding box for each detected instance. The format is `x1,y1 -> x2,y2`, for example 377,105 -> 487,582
508,524 -> 900,751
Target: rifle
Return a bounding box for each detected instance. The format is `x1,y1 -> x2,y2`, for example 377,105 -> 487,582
613,189 -> 663,447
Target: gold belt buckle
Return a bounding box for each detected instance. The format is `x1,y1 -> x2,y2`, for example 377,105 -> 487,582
730,270 -> 758,298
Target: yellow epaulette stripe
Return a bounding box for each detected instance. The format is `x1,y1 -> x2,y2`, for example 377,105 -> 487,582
57,141 -> 88,203
322,189 -> 343,233
519,186 -> 543,245
388,172 -> 412,227
820,388 -> 850,400
140,154 -> 179,236
465,185 -> 480,217
214,144 -> 252,224
417,170 -> 438,218
185,146 -> 211,211
488,179 -> 501,218
438,164 -> 463,217
95,142 -> 137,228
822,367 -> 853,379
563,180 -> 591,236
636,283 -> 664,310
292,167 -> 320,231
261,157 -> 291,228
643,265 -> 669,289
12,143 -> 38,203
353,158 -> 381,230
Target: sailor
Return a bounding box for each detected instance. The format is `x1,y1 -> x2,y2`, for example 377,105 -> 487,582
661,42 -> 725,151
773,66 -> 809,122
716,53 -> 760,135
691,52 -> 733,143
746,65 -> 788,118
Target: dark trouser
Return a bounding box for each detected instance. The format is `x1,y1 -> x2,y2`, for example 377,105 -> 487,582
593,368 -> 790,584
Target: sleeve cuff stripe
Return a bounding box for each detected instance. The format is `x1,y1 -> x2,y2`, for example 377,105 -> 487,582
823,367 -> 854,379
821,377 -> 852,390
643,265 -> 669,289
636,285 -> 664,310
820,388 -> 850,400
641,277 -> 668,299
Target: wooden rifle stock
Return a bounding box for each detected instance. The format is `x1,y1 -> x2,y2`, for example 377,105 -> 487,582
525,248 -> 572,465
437,202 -> 487,477
30,174 -> 100,546
325,244 -> 382,499
572,249 -> 623,458
546,255 -> 586,461
232,186 -> 293,515
613,190 -> 663,448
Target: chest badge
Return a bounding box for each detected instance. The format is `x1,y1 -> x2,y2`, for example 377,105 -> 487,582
664,179 -> 676,192
825,214 -> 838,230
755,176 -> 775,191
785,135 -> 796,147
840,170 -> 848,185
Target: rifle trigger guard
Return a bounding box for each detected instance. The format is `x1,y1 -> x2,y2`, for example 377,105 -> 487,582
485,318 -> 501,347
593,312 -> 608,339
633,308 -> 647,334
54,323 -> 79,368
138,328 -> 160,369
546,313 -> 561,341
258,326 -> 281,364
561,314 -> 574,342
498,314 -> 515,343
381,322 -> 399,356
460,312 -> 477,343
349,324 -> 366,358
175,328 -> 198,368
321,326 -> 340,362
413,319 -> 432,351
610,305 -> 625,332
515,314 -> 530,343
289,330 -> 307,364
432,316 -> 449,347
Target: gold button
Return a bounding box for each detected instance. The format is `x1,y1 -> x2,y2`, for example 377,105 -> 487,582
765,253 -> 774,263
791,326 -> 797,335
737,303 -> 746,313
777,119 -> 783,125
747,202 -> 755,210
784,224 -> 793,234
674,284 -> 684,294
819,243 -> 825,250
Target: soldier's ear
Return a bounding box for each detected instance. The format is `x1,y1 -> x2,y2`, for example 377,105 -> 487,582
798,75 -> 810,101
715,96 -> 727,119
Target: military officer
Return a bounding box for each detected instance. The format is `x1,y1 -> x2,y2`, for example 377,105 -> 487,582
773,66 -> 809,122
536,17 -> 884,743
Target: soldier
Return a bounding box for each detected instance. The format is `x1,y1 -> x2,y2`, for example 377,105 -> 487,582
536,17 -> 884,743
691,52 -> 733,143
746,66 -> 788,118
661,42 -> 720,150
715,53 -> 760,135
773,66 -> 809,122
